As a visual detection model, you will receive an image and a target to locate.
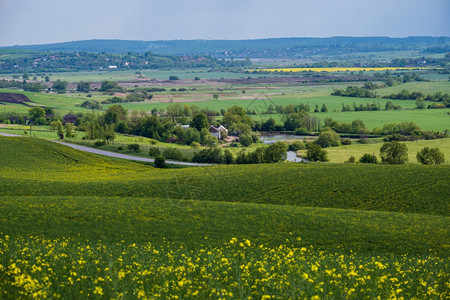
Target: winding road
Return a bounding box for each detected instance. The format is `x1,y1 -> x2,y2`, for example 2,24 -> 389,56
0,133 -> 212,166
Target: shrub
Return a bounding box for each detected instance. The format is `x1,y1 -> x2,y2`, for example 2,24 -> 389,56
306,144 -> 328,162
341,138 -> 352,145
380,141 -> 408,164
239,134 -> 253,147
416,147 -> 445,165
117,146 -> 123,151
316,130 -> 341,148
345,156 -> 356,163
94,141 -> 106,147
192,148 -> 224,164
359,153 -> 378,164
288,141 -> 305,151
169,75 -> 179,80
127,143 -> 140,152
154,155 -> 166,168
149,147 -> 161,157
190,142 -> 200,149
163,148 -> 184,161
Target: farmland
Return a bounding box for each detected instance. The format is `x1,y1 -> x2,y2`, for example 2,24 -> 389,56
0,136 -> 449,298
0,52 -> 449,299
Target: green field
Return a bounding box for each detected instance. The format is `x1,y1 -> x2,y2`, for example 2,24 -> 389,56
0,136 -> 448,298
312,138 -> 450,164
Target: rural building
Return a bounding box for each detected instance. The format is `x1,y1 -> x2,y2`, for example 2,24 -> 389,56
8,116 -> 28,124
62,113 -> 78,124
209,125 -> 228,140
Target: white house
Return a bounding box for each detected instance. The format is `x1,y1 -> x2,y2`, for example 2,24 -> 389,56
209,125 -> 228,140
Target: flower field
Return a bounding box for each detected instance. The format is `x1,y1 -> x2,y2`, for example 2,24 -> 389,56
0,136 -> 449,298
252,67 -> 434,73
1,236 -> 448,299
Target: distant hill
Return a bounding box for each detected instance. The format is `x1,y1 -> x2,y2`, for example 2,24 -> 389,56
3,36 -> 449,58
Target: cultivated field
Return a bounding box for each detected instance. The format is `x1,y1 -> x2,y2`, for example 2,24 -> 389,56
0,136 -> 448,298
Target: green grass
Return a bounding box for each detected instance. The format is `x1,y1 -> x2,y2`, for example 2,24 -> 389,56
376,80 -> 450,96
0,136 -> 448,298
1,137 -> 448,217
310,138 -> 450,164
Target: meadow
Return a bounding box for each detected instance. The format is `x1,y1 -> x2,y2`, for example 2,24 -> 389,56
0,136 -> 449,298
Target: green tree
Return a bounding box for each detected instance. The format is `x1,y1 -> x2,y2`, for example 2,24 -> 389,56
316,130 -> 341,148
224,149 -> 235,164
415,99 -> 426,109
264,141 -> 288,163
64,123 -> 74,138
416,147 -> 445,165
380,141 -> 408,164
77,81 -> 91,93
213,93 -> 219,100
103,105 -> 127,125
28,107 -> 45,123
359,153 -> 378,164
52,80 -> 68,93
306,144 -> 328,162
239,133 -> 253,147
321,104 -> 328,112
154,155 -> 166,168
190,113 -> 209,131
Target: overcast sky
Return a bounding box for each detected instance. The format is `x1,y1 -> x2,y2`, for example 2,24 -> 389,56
0,0 -> 449,46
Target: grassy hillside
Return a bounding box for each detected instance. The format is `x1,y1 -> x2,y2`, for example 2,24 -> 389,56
1,136 -> 448,298
1,136 -> 448,216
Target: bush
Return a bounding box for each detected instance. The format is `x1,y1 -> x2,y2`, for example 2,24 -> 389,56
117,146 -> 123,151
163,148 -> 184,161
306,144 -> 329,162
127,143 -> 140,152
190,142 -> 200,149
341,138 -> 352,145
239,134 -> 253,147
169,75 -> 180,80
154,155 -> 166,168
94,141 -> 106,147
416,147 -> 445,165
345,156 -> 356,163
359,153 -> 378,164
380,141 -> 408,164
316,130 -> 341,148
149,147 -> 161,157
288,141 -> 305,151
192,148 -> 224,164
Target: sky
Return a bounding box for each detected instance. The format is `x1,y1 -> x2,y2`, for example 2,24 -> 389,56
0,0 -> 449,46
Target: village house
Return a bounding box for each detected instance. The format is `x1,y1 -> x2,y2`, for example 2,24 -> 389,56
209,125 -> 228,140
8,116 -> 28,124
62,113 -> 78,124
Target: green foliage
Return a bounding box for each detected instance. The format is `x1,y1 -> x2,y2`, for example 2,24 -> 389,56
288,141 -> 305,151
52,79 -> 68,93
306,143 -> 329,162
190,113 -> 209,131
154,155 -> 166,168
100,80 -> 124,92
28,106 -> 45,122
316,130 -> 341,148
416,147 -> 445,165
76,81 -> 90,93
380,141 -> 408,164
359,153 -> 378,164
239,133 -> 253,147
163,148 -> 184,161
169,75 -> 180,80
148,147 -> 161,157
127,143 -> 140,152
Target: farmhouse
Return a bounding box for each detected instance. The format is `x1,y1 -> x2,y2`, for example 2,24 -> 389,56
8,116 -> 28,124
209,125 -> 228,140
62,113 -> 78,124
